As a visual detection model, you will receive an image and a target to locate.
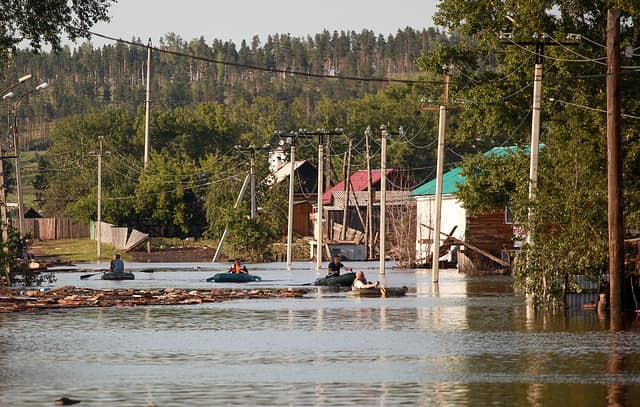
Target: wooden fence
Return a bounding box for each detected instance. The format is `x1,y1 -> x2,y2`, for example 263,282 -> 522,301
24,218 -> 90,240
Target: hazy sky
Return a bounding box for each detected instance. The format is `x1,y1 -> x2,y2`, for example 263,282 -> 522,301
87,0 -> 439,47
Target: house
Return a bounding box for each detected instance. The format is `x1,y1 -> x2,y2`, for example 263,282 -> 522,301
317,169 -> 415,262
322,169 -> 396,205
411,147 -> 519,274
271,159 -> 318,236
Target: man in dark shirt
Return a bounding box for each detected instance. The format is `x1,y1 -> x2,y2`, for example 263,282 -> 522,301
327,255 -> 352,277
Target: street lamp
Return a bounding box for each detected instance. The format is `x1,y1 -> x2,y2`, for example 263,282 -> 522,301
0,74 -> 31,284
4,82 -> 49,237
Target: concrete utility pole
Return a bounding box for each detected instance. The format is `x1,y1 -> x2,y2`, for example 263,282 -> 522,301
364,127 -> 374,260
527,39 -> 544,246
0,74 -> 30,284
7,82 -> 49,238
250,152 -> 256,219
606,8 -> 623,328
379,125 -> 388,275
340,139 -> 352,240
431,73 -> 450,283
420,70 -> 458,283
144,39 -> 152,168
97,136 -> 104,262
316,140 -> 324,270
212,175 -> 251,262
286,140 -> 296,269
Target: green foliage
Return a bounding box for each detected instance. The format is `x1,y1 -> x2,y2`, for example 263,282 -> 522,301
135,150 -> 205,237
430,0 -> 640,305
455,149 -> 529,216
0,0 -> 114,66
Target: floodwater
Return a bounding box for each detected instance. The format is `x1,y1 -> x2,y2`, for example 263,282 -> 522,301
1,262 -> 640,406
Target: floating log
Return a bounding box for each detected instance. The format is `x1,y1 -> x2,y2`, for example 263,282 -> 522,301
0,286 -> 308,313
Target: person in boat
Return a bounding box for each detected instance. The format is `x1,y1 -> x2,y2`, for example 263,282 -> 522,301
229,258 -> 248,274
352,271 -> 379,290
110,254 -> 125,273
326,255 -> 352,277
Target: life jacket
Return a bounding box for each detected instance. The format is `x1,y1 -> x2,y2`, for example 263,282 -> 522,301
232,264 -> 243,273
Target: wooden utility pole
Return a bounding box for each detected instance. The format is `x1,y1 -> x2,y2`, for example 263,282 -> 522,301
0,145 -> 9,283
606,8 -> 623,328
96,136 -> 103,262
365,127 -> 374,259
290,129 -> 343,269
340,139 -> 352,240
144,39 -> 152,168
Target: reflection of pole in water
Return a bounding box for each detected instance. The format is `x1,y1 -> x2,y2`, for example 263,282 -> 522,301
316,306 -> 324,331
379,305 -> 387,330
607,335 -> 626,406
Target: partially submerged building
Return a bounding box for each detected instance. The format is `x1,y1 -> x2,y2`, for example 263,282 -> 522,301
411,147 -> 517,274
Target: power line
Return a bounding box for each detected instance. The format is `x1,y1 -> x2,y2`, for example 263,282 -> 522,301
547,97 -> 640,120
87,30 -> 447,86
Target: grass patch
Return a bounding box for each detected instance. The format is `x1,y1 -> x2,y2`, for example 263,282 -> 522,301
30,238 -> 131,264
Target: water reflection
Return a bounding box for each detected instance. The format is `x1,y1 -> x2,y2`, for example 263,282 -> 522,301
1,267 -> 640,406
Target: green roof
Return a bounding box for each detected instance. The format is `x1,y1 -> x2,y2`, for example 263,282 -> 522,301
410,166 -> 464,196
410,146 -> 538,196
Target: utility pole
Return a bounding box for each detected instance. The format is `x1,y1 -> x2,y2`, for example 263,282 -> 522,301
250,152 -> 256,219
606,8 -> 623,328
286,139 -> 296,269
316,139 -> 325,270
212,175 -> 251,262
432,73 -> 450,283
144,39 -> 152,167
527,38 -> 544,246
420,70 -> 458,283
379,125 -> 388,275
364,127 -> 374,260
340,138 -> 352,240
0,74 -> 31,284
97,136 -> 103,262
0,142 -> 8,282
4,81 -> 48,238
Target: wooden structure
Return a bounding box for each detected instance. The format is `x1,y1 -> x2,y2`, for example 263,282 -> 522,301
24,218 -> 89,240
271,159 -> 317,236
458,210 -> 513,274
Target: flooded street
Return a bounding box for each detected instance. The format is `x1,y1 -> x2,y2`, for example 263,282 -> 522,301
1,263 -> 640,406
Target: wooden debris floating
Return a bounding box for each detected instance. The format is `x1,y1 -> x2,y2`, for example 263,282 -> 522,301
0,286 -> 308,313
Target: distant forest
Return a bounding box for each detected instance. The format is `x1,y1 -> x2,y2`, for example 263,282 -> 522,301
1,27 -> 444,150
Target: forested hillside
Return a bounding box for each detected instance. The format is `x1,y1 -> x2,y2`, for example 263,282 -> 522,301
1,27 -> 442,150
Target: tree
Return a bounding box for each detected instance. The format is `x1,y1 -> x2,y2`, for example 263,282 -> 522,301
0,0 -> 114,66
428,0 -> 640,304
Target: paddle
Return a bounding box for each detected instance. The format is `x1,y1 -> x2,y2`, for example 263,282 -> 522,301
138,268 -> 155,273
80,269 -> 107,279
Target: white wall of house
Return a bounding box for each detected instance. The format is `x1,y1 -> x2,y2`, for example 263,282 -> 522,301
415,194 -> 466,263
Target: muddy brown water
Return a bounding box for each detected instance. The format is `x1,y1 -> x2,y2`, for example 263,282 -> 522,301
1,263 -> 639,406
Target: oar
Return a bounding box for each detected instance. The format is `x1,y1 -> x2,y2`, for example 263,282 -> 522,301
137,268 -> 155,273
80,270 -> 107,279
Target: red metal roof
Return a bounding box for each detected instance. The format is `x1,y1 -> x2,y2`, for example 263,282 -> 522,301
322,169 -> 394,205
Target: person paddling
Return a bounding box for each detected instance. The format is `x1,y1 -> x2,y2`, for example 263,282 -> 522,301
229,258 -> 248,274
110,254 -> 125,273
326,255 -> 352,277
